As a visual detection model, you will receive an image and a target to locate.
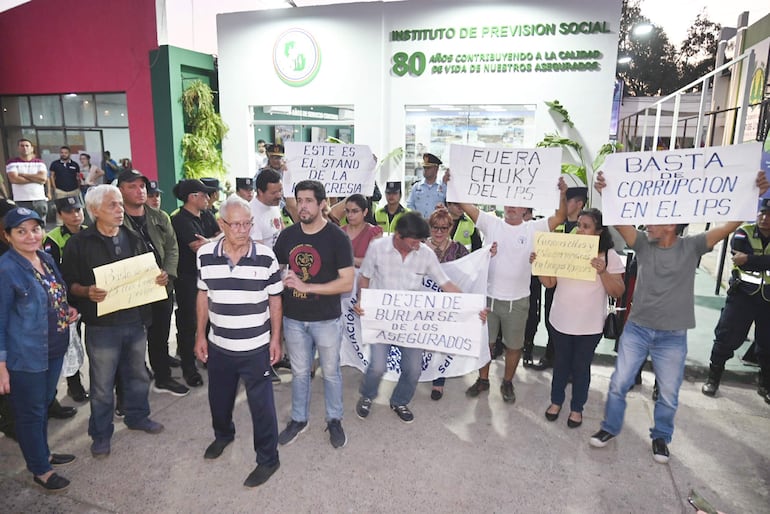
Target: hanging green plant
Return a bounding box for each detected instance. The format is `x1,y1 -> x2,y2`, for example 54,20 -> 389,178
180,80 -> 228,180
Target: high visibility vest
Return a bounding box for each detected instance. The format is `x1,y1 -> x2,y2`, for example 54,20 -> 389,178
452,216 -> 475,249
374,205 -> 407,234
734,223 -> 770,290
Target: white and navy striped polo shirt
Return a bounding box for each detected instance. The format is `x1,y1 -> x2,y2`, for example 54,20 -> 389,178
197,239 -> 283,352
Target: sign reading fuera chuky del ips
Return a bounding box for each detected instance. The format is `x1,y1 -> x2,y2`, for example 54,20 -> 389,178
360,289 -> 486,358
447,144 -> 562,208
284,142 -> 377,196
601,143 -> 762,225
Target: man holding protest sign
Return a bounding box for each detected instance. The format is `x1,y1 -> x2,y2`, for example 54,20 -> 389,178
62,185 -> 167,458
354,211 -> 463,423
273,180 -> 354,449
456,175 -> 568,404
589,169 -> 769,464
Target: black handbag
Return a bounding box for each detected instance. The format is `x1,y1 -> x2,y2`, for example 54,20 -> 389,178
602,252 -> 622,340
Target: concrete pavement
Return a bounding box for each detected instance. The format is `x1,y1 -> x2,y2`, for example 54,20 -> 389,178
1,242 -> 769,513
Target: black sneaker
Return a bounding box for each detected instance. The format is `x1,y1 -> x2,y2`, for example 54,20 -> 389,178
168,355 -> 181,368
589,429 -> 615,448
652,438 -> 670,464
277,420 -> 308,445
326,419 -> 347,448
465,378 -> 490,398
355,397 -> 372,419
501,380 -> 516,403
48,399 -> 77,419
243,461 -> 280,488
390,404 -> 414,423
153,378 -> 190,397
274,356 -> 291,370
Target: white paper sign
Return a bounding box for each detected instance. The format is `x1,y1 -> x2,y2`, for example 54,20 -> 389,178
360,289 -> 485,357
447,144 -> 562,208
284,142 -> 376,197
601,143 -> 762,225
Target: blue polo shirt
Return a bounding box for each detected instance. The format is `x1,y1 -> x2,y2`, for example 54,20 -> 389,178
407,179 -> 446,218
50,159 -> 80,191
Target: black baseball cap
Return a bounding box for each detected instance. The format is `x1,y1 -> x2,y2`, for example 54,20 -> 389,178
55,196 -> 83,212
236,177 -> 255,191
117,169 -> 150,187
147,180 -> 163,195
173,179 -> 217,201
385,181 -> 401,194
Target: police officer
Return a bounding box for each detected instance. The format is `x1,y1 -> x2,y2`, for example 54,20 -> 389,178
374,181 -> 408,234
702,198 -> 770,403
235,177 -> 255,203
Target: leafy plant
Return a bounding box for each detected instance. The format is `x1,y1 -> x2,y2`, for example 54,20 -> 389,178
180,80 -> 228,180
537,100 -> 622,195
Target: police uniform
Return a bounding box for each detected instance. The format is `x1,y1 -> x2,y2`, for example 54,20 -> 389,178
450,214 -> 480,251
704,204 -> 770,401
376,181 -> 408,234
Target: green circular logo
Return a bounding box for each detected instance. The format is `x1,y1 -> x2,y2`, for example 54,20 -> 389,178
273,29 -> 321,87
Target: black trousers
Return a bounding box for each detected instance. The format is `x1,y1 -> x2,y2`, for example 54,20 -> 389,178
175,275 -> 199,374
207,343 -> 279,466
710,288 -> 770,380
147,293 -> 174,381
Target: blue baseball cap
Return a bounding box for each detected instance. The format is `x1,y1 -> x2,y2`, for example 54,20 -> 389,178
4,207 -> 44,229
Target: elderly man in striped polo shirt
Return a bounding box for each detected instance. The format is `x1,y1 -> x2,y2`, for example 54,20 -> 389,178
194,195 -> 283,488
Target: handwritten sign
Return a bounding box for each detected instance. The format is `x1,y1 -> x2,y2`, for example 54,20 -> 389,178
92,253 -> 167,316
601,143 -> 762,225
447,144 -> 562,208
284,142 -> 376,197
360,289 -> 485,357
532,232 -> 599,281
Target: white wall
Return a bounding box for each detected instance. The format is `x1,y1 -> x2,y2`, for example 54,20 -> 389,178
218,0 -> 622,183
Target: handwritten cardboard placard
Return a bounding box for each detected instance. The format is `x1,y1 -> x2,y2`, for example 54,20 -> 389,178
92,252 -> 167,316
532,232 -> 599,281
284,142 -> 376,197
359,289 -> 485,357
600,142 -> 762,225
447,144 -> 562,208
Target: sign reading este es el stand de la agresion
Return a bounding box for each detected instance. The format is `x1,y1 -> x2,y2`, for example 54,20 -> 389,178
388,20 -> 612,77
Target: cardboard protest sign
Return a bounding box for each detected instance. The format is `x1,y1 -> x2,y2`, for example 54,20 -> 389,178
93,253 -> 167,316
447,144 -> 562,208
532,232 -> 599,281
601,142 -> 762,225
284,142 -> 376,196
359,289 -> 485,357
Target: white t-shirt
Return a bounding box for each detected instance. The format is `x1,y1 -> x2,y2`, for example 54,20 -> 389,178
6,158 -> 47,201
549,249 -> 625,335
475,210 -> 549,301
249,197 -> 282,248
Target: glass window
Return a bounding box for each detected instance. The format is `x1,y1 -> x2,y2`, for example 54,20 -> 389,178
30,95 -> 63,126
1,96 -> 31,126
65,129 -> 103,157
36,130 -> 66,166
96,93 -> 129,127
5,128 -> 37,159
63,94 -> 96,127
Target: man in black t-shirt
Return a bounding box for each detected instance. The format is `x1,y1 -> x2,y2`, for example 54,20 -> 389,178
273,180 -> 354,449
171,179 -> 219,388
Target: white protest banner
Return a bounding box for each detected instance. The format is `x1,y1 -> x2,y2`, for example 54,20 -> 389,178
359,289 -> 485,357
533,232 -> 599,281
447,144 -> 562,208
92,252 -> 167,316
284,141 -> 376,197
601,142 -> 763,225
340,246 -> 492,382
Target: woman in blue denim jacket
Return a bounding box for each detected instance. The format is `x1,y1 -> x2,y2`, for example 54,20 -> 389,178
0,207 -> 78,491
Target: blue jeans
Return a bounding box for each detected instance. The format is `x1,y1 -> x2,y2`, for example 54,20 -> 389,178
283,317 -> 344,422
601,320 -> 687,443
207,343 -> 278,466
8,356 -> 64,476
360,344 -> 423,407
85,323 -> 151,441
550,329 -> 601,413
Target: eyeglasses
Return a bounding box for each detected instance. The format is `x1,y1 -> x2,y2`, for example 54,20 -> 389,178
221,219 -> 253,231
431,225 -> 450,232
344,208 -> 362,214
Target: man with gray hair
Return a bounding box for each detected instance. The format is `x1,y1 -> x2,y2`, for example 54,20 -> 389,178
195,195 -> 283,487
62,185 -> 167,459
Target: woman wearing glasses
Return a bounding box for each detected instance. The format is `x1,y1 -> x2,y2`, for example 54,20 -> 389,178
425,208 -> 470,400
340,194 -> 382,268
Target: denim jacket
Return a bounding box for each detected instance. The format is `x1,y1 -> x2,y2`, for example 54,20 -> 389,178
0,249 -> 63,372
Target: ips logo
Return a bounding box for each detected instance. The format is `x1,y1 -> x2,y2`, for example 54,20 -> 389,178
273,28 -> 321,87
